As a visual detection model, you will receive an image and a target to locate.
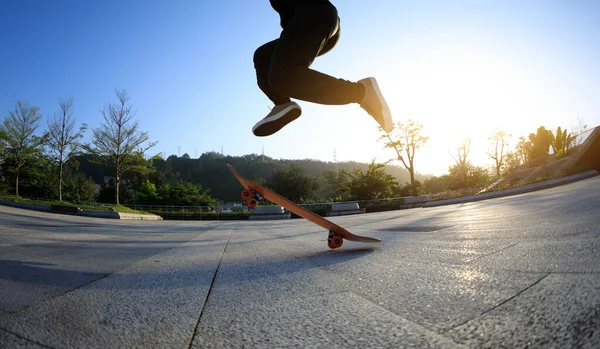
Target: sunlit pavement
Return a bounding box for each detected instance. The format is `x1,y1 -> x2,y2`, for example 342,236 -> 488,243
1,177 -> 599,348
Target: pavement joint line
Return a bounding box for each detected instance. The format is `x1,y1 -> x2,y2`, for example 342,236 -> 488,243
347,290 -> 469,348
446,272 -> 552,331
0,320 -> 54,348
186,229 -> 233,349
0,270 -> 113,320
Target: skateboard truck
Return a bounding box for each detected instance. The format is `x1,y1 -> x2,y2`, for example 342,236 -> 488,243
241,188 -> 262,208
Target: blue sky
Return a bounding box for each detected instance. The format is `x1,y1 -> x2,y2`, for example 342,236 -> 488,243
1,0 -> 599,176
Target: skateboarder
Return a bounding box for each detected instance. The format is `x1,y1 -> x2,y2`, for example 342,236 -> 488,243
252,0 -> 393,137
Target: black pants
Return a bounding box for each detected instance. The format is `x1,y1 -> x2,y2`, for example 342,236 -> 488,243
254,1 -> 364,106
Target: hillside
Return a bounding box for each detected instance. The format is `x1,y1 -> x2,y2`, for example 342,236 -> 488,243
76,152 -> 430,202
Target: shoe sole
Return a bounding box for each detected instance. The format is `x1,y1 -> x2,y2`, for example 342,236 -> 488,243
366,77 -> 393,133
253,104 -> 302,137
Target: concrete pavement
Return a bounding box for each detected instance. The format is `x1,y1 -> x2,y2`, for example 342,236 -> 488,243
1,176 -> 599,348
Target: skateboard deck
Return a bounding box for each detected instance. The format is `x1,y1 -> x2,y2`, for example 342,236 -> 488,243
227,163 -> 380,249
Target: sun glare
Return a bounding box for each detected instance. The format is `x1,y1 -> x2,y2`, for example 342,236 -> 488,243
383,43 -> 550,175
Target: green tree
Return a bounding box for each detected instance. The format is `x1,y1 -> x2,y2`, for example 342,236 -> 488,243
344,161 -> 399,200
548,126 -> 572,159
14,152 -> 55,199
84,89 -> 156,204
321,169 -> 349,201
61,167 -> 96,203
448,162 -> 491,190
47,97 -> 87,201
135,180 -> 158,204
527,126 -> 551,160
268,164 -> 319,203
0,101 -> 46,195
158,180 -> 219,206
379,120 -> 428,196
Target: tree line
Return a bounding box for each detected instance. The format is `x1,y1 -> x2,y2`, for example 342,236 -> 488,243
1,90 -> 588,206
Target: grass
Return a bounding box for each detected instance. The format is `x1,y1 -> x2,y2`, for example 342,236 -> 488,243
0,195 -> 151,214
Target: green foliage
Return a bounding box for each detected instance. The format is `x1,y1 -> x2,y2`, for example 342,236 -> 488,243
12,153 -> 55,198
268,164 -> 319,203
344,161 -> 400,201
447,162 -> 491,190
423,175 -> 451,194
97,180 -> 135,204
527,126 -> 551,160
157,181 -> 219,206
548,126 -> 573,159
136,180 -> 158,204
1,101 -> 46,195
61,169 -> 96,203
84,89 -> 156,204
320,169 -> 349,201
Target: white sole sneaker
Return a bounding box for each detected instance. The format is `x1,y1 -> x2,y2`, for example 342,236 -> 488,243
252,102 -> 302,137
360,77 -> 393,133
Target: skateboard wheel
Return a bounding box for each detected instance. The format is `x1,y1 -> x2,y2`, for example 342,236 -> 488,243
248,199 -> 258,208
327,235 -> 343,249
241,189 -> 253,201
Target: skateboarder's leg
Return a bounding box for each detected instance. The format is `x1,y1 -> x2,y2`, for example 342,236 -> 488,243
268,2 -> 364,105
269,2 -> 393,133
253,39 -> 290,106
252,1 -> 393,136
252,39 -> 302,137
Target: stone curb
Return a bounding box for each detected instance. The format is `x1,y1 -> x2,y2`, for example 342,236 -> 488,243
0,200 -> 50,212
423,170 -> 599,208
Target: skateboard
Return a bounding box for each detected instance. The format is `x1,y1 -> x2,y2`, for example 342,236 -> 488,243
227,163 -> 381,249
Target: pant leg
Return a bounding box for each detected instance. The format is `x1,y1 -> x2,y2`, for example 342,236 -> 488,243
253,40 -> 291,105
268,1 -> 364,105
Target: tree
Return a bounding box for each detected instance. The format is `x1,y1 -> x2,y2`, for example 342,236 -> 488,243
488,131 -> 510,179
84,89 -> 156,204
47,98 -> 87,201
344,161 -> 400,200
548,126 -> 572,159
448,162 -> 491,190
450,138 -> 471,187
514,136 -> 531,165
268,164 -> 319,203
0,101 -> 46,195
527,126 -> 551,160
321,169 -> 349,201
380,120 -> 428,196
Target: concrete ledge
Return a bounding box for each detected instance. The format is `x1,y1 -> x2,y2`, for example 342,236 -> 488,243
254,206 -> 285,214
78,210 -> 163,220
116,212 -> 163,221
328,202 -> 366,216
404,195 -> 429,204
332,203 -> 360,211
249,213 -> 290,220
424,170 -> 599,208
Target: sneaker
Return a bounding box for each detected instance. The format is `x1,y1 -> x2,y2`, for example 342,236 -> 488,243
252,101 -> 302,137
358,77 -> 393,133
